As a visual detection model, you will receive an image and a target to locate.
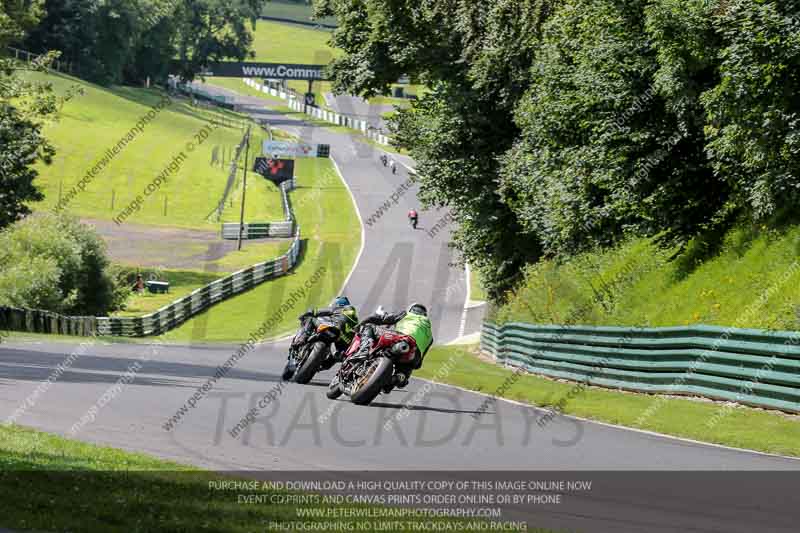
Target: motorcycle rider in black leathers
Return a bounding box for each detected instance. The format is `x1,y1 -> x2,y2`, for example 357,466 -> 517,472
298,295 -> 359,369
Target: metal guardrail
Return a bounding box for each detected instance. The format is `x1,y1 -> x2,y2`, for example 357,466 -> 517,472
221,179 -> 296,240
0,230 -> 301,338
1,166 -> 304,338
243,78 -> 392,146
481,321 -> 800,413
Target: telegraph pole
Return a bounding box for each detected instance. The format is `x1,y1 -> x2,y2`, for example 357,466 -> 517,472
237,126 -> 251,251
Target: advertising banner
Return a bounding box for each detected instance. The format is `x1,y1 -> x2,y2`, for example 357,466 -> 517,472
254,158 -> 295,186
262,141 -> 330,159
198,62 -> 328,80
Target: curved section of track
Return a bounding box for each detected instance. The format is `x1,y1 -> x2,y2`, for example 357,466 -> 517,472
1,82 -> 798,533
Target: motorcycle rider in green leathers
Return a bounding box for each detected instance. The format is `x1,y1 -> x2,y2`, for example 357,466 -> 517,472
358,303 -> 433,390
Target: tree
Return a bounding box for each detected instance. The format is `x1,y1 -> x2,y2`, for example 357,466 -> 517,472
501,0 -> 728,256
0,0 -> 55,229
170,0 -> 264,82
0,213 -> 128,315
702,0 -> 800,219
25,0 -> 267,84
317,0 -> 552,299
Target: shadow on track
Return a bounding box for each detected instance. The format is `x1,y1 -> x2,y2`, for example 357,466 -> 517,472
0,349 -> 283,388
369,401 -> 490,416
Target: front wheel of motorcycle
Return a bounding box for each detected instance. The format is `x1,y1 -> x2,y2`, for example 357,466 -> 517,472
326,376 -> 343,399
293,342 -> 327,384
351,357 -> 393,406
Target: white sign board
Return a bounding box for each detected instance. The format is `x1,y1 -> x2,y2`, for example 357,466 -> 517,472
262,140 -> 317,158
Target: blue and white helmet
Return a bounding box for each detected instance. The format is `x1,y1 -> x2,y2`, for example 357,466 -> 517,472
333,296 -> 351,308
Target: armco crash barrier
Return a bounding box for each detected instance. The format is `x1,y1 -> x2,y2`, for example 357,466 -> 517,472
481,322 -> 800,413
221,179 -> 296,240
0,230 -> 301,338
1,175 -> 303,338
0,139 -> 308,338
242,78 -> 392,146
0,228 -> 300,337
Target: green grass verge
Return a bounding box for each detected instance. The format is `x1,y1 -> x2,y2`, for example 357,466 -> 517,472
262,0 -> 338,26
0,426 -> 378,532
491,221 -> 800,331
252,19 -> 339,64
27,71 -> 281,229
417,345 -> 800,457
469,268 -> 488,303
161,158 -> 361,342
1,425 -> 560,532
115,241 -> 292,317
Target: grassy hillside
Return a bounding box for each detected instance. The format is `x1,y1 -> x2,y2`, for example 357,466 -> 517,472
208,20 -> 419,107
491,219 -> 800,331
262,0 -> 338,26
26,71 -> 282,229
19,72 -> 362,334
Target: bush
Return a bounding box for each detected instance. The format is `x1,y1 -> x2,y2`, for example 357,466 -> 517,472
0,213 -> 128,315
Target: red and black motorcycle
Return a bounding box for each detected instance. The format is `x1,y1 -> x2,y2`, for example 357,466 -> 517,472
283,316 -> 341,384
326,324 -> 417,405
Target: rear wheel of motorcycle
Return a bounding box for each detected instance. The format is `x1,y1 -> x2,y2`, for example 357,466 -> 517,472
326,376 -> 343,399
293,342 -> 326,384
351,357 -> 393,406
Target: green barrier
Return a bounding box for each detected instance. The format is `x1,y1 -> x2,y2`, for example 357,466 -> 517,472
481,321 -> 800,413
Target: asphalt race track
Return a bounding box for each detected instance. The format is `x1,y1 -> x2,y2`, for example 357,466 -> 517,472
2,85 -> 799,533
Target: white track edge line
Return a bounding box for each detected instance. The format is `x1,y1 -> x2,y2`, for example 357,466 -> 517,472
458,264 -> 471,339
330,155 -> 366,296
412,376 -> 800,463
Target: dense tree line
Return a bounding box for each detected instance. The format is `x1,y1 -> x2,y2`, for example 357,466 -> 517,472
1,0 -> 55,228
0,2 -> 129,314
317,0 -> 800,300
21,0 -> 267,84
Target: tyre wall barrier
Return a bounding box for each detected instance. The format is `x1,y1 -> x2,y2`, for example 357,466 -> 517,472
481,321 -> 800,413
0,307 -> 97,336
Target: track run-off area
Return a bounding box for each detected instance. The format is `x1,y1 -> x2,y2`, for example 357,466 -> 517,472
2,84 -> 799,533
